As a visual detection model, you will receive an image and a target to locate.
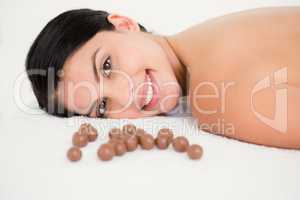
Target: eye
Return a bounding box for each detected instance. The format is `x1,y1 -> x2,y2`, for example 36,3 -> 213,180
101,56 -> 112,77
96,97 -> 107,118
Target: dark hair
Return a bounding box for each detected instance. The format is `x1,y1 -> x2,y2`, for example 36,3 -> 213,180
25,9 -> 147,117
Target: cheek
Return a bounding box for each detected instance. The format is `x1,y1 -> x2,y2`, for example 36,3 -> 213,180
116,47 -> 145,73
73,89 -> 93,109
63,83 -> 97,112
115,36 -> 163,72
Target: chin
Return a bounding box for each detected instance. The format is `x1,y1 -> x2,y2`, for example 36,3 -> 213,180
159,94 -> 180,114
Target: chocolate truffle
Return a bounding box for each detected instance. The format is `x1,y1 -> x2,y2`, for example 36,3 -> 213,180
79,123 -> 90,134
136,128 -> 145,144
140,133 -> 155,150
108,128 -> 123,140
158,128 -> 174,144
172,136 -> 189,152
87,126 -> 98,142
123,135 -> 138,152
97,143 -> 115,161
122,124 -> 137,136
109,140 -> 127,156
155,135 -> 169,149
80,123 -> 90,127
187,144 -> 203,160
72,132 -> 88,148
67,147 -> 82,162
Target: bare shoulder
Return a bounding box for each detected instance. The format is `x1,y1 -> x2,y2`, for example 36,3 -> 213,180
170,7 -> 300,149
171,6 -> 300,77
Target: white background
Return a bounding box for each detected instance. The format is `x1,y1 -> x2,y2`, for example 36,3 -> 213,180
0,1 -> 300,200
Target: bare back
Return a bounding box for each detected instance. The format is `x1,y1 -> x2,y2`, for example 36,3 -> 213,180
169,7 -> 300,149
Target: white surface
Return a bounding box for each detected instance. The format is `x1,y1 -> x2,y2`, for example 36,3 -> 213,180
1,0 -> 300,200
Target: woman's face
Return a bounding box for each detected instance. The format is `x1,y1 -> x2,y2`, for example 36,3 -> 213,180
56,14 -> 181,118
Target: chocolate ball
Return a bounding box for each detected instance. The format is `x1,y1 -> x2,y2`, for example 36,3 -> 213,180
122,124 -> 137,136
136,128 -> 145,144
67,147 -> 82,162
80,122 -> 90,127
109,140 -> 127,156
155,135 -> 169,149
187,144 -> 203,160
72,132 -> 88,148
172,136 -> 189,152
140,133 -> 155,150
78,123 -> 98,142
108,128 -> 123,140
158,128 -> 174,144
87,127 -> 98,142
97,143 -> 115,161
78,123 -> 90,135
124,135 -> 138,152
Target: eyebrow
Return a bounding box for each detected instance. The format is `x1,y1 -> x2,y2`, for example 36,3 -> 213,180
92,47 -> 101,82
86,47 -> 101,116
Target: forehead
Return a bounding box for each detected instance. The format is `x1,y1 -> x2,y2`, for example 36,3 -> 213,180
62,31 -> 121,79
55,32 -> 108,113
63,32 -> 102,77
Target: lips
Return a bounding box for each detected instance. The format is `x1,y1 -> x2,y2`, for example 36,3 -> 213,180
138,71 -> 149,109
137,69 -> 159,110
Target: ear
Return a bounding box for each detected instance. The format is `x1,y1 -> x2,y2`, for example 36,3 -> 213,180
107,13 -> 140,32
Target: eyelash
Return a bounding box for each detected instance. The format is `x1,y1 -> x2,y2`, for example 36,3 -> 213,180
96,97 -> 107,118
101,56 -> 112,78
96,56 -> 112,118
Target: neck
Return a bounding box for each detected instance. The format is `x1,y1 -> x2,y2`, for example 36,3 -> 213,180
148,33 -> 188,96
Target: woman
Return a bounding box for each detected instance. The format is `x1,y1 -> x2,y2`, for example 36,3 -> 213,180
26,7 -> 300,149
